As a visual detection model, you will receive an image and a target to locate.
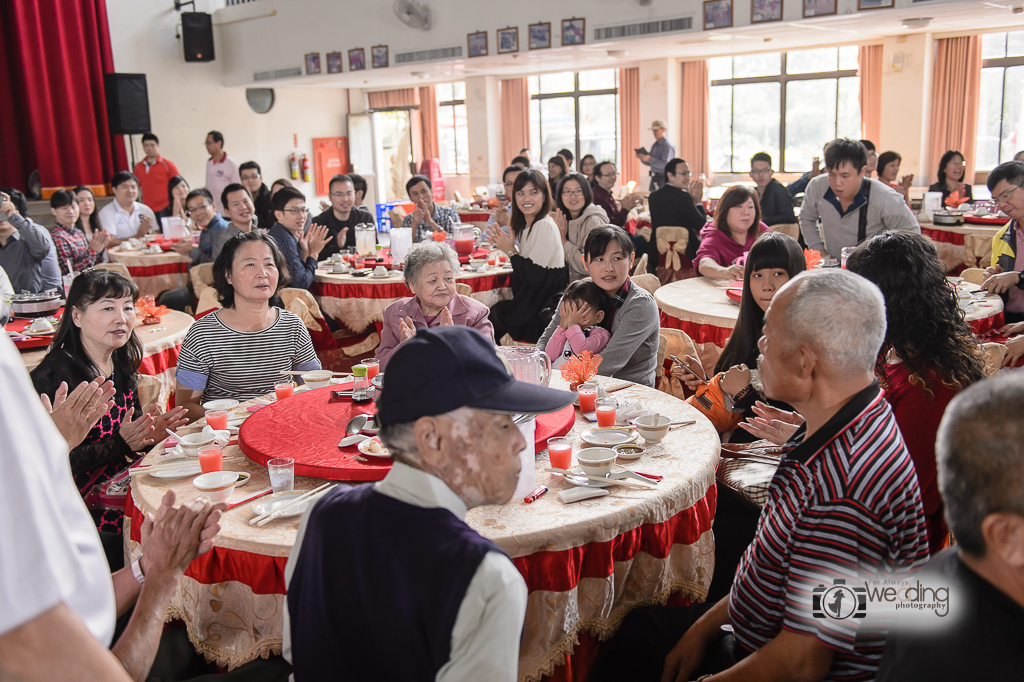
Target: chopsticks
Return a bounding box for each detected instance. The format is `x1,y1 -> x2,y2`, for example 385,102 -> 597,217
250,482 -> 334,526
227,487 -> 273,509
545,468 -> 657,489
278,370 -> 351,377
128,458 -> 196,477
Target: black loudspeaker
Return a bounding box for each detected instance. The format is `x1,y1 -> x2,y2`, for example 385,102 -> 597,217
182,12 -> 215,62
104,73 -> 150,136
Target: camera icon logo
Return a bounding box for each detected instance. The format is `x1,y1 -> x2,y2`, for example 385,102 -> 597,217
813,579 -> 867,620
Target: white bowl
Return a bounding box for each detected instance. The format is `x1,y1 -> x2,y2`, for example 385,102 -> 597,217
301,370 -> 334,389
576,448 -> 618,477
202,399 -> 239,412
469,258 -> 487,270
633,414 -> 672,443
192,471 -> 239,504
178,432 -> 216,456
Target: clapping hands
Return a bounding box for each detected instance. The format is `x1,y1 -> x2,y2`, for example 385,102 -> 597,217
299,223 -> 331,261
40,378 -> 116,449
738,401 -> 804,445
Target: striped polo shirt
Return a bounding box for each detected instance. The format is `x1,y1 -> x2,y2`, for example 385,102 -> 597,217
176,308 -> 320,402
729,383 -> 929,681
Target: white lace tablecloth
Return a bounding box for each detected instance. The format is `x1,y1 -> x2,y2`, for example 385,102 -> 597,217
654,277 -> 739,369
109,249 -> 191,298
312,264 -> 512,333
126,378 -> 720,678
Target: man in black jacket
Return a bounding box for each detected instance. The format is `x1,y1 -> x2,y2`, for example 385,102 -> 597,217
239,161 -> 275,231
750,152 -> 796,228
646,158 -> 706,274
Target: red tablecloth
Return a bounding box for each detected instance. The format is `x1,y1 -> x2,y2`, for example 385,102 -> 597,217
921,226 -> 965,246
5,310 -> 62,349
238,385 -> 576,481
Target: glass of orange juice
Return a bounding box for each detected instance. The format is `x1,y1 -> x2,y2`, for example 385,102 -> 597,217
275,381 -> 294,400
205,410 -> 228,431
596,398 -> 617,427
198,445 -> 223,473
360,358 -> 380,381
547,437 -> 573,470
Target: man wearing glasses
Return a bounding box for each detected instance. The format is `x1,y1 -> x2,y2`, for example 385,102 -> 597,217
591,162 -> 643,229
161,188 -> 231,311
647,158 -> 707,274
312,174 -> 375,259
750,152 -> 797,228
268,187 -> 330,291
982,161 -> 1024,325
239,161 -> 275,231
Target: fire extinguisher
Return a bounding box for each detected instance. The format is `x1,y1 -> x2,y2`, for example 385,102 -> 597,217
301,154 -> 311,183
289,152 -> 300,180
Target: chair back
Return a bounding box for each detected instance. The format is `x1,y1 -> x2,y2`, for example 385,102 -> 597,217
770,223 -> 800,241
981,342 -> 1007,377
279,288 -> 326,322
657,328 -> 700,399
960,268 -> 986,285
656,226 -> 694,283
93,262 -> 132,280
455,282 -> 473,297
191,262 -> 215,299
632,273 -> 661,295
632,252 -> 649,275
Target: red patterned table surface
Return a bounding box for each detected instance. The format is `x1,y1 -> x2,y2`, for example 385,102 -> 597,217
6,309 -> 62,350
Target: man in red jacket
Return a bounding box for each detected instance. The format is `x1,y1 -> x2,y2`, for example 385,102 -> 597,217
133,133 -> 180,213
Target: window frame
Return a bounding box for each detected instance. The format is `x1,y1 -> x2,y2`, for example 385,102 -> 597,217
437,86 -> 469,176
530,71 -> 619,165
710,51 -> 859,173
979,49 -> 1024,170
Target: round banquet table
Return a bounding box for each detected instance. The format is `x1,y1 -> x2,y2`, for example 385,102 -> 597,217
108,248 -> 191,299
15,310 -> 193,409
312,263 -> 512,333
655,277 -> 739,370
920,219 -> 1002,272
126,378 -> 720,680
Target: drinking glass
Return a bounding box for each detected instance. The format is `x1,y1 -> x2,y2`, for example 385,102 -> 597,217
198,446 -> 223,474
390,227 -> 413,265
267,457 -> 295,493
547,437 -> 573,470
596,398 -> 617,427
841,246 -> 854,269
577,383 -> 598,413
360,358 -> 380,381
205,410 -> 228,431
355,224 -> 377,255
275,381 -> 294,400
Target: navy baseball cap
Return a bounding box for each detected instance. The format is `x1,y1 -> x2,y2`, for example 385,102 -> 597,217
377,326 -> 575,426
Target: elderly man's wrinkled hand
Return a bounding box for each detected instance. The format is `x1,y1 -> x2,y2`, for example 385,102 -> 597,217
982,271 -> 1020,295
42,378 -> 116,449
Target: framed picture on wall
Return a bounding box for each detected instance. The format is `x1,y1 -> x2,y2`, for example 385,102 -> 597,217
703,0 -> 733,30
371,46 -> 388,68
858,0 -> 893,9
529,21 -> 551,50
752,0 -> 782,23
562,18 -> 585,45
348,48 -> 366,71
498,27 -> 519,54
803,0 -> 836,17
326,52 -> 342,74
468,31 -> 488,57
304,52 -> 321,75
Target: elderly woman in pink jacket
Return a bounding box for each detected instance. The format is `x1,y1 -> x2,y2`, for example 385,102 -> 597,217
375,241 -> 494,368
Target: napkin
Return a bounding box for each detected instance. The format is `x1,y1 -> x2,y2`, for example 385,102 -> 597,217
558,487 -> 610,504
201,426 -> 231,446
614,399 -> 653,425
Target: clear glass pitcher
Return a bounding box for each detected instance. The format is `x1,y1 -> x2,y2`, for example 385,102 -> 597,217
496,346 -> 551,386
390,227 -> 413,265
452,223 -> 481,256
354,224 -> 377,256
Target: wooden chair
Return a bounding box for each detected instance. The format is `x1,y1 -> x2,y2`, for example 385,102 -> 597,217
190,262 -> 215,300
632,252 -> 648,275
960,268 -> 986,285
93,262 -> 132,280
455,282 -> 473,297
657,328 -> 700,399
632,273 -> 661,295
981,342 -> 1007,377
770,223 -> 800,241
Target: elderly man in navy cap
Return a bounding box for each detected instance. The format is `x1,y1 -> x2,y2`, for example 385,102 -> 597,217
283,325 -> 575,681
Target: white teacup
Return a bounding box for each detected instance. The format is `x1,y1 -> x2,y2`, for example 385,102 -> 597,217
332,262 -> 347,274
373,266 -> 388,277
27,318 -> 54,333
331,253 -> 344,262
576,448 -> 618,477
179,432 -> 216,457
469,258 -> 486,271
193,471 -> 239,504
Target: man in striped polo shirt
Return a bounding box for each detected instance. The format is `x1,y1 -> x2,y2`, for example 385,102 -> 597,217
653,270 -> 929,682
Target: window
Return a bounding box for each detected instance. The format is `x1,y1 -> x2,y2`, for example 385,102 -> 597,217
436,82 -> 469,175
976,31 -> 1024,171
528,69 -> 619,168
709,46 -> 860,173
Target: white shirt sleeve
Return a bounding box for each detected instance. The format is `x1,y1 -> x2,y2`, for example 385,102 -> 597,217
520,217 -> 567,269
0,336 -> 116,643
0,265 -> 14,299
437,551 -> 528,682
97,202 -> 119,236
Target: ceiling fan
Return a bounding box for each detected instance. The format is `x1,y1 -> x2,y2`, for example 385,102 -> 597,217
394,0 -> 431,30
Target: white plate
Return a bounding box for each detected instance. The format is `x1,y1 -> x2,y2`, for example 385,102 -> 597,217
148,462 -> 202,479
203,399 -> 239,411
20,329 -> 56,337
357,438 -> 391,458
581,428 -> 638,447
251,491 -> 313,518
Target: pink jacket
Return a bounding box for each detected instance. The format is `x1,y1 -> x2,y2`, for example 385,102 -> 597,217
376,293 -> 494,369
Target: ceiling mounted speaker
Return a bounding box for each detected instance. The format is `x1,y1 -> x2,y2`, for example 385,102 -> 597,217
394,0 -> 431,30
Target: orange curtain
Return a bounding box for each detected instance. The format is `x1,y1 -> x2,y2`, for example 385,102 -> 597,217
419,85 -> 439,160
367,88 -> 418,109
859,45 -> 883,146
619,68 -> 640,185
501,77 -> 530,165
681,60 -> 710,180
928,36 -> 982,184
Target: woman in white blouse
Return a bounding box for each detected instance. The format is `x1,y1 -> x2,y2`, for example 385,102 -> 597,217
484,169 -> 568,343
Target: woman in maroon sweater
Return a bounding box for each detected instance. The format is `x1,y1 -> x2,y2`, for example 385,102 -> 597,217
847,231 -> 986,553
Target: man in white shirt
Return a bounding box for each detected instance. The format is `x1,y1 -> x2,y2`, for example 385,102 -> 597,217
284,326 -> 576,681
0,334 -> 224,681
205,130 -> 241,214
97,171 -> 157,246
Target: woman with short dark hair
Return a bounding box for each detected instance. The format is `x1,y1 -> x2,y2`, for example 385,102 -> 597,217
552,173 -> 608,281
175,231 -> 320,422
695,185 -> 771,280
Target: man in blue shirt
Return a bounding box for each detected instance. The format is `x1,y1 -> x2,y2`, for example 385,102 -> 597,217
0,190 -> 61,294
637,120 -> 676,191
160,189 -> 233,311
267,187 -> 330,291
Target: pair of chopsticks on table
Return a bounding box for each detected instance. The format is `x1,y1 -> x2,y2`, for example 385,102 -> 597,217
248,482 -> 335,527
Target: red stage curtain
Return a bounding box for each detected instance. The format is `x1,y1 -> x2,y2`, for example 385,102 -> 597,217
0,0 -> 128,191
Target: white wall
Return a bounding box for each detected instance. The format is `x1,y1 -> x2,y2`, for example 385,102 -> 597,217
105,0 -> 349,200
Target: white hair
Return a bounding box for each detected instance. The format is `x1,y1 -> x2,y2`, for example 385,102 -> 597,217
403,241 -> 460,288
782,269 -> 886,374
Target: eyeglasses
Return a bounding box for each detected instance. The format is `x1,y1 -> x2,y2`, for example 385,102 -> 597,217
995,185 -> 1020,204
329,191 -> 355,198
185,203 -> 212,216
750,169 -> 771,175
282,207 -> 309,216
240,175 -> 261,182
561,189 -> 585,197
